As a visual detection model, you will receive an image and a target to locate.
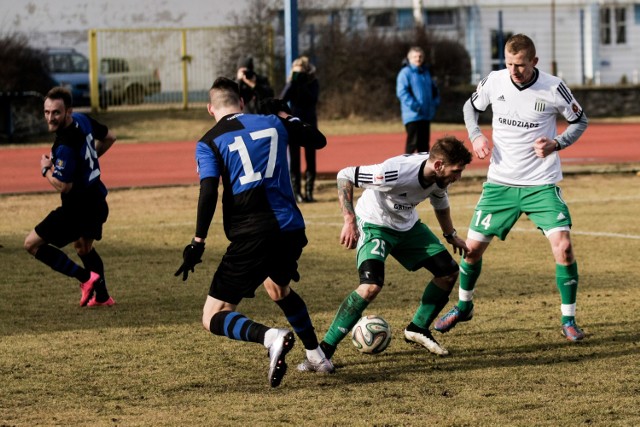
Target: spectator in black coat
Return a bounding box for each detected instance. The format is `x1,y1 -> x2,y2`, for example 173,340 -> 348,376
280,56 -> 320,202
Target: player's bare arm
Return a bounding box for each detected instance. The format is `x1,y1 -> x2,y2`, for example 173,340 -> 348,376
337,177 -> 358,249
434,207 -> 468,256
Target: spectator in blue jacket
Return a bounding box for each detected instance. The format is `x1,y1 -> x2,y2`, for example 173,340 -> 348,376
396,46 -> 440,153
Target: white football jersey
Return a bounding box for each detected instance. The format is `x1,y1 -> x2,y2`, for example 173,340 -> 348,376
471,68 -> 584,185
339,153 -> 450,231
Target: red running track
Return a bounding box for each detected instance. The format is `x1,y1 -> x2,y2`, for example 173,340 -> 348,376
1,123 -> 639,194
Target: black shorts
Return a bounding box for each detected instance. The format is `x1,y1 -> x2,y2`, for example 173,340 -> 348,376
35,197 -> 109,248
209,229 -> 308,305
405,120 -> 431,153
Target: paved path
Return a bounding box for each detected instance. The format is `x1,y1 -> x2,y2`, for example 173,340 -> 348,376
2,123 -> 639,194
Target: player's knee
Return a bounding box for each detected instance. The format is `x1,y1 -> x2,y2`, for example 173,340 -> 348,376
551,235 -> 574,263
202,312 -> 212,331
264,279 -> 290,302
420,251 -> 459,279
24,235 -> 39,255
433,271 -> 458,291
356,283 -> 382,302
74,240 -> 93,256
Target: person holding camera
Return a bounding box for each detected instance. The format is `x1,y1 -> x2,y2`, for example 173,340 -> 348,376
236,56 -> 274,114
280,56 -> 320,202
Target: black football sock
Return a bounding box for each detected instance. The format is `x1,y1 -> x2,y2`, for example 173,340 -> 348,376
275,289 -> 319,350
209,311 -> 269,344
35,244 -> 90,283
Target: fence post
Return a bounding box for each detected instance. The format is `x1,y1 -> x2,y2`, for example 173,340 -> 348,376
181,29 -> 189,110
268,26 -> 275,91
88,29 -> 100,113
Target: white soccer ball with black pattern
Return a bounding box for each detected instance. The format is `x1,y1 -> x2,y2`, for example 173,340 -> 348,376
351,315 -> 391,354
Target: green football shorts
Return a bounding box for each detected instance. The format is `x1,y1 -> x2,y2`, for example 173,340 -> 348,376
356,218 -> 447,271
469,183 -> 572,241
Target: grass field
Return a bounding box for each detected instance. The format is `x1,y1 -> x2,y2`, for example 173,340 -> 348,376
1,173 -> 639,426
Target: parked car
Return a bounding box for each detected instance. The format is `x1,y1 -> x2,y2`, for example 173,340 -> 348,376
45,48 -> 107,108
100,57 -> 161,105
45,48 -> 162,108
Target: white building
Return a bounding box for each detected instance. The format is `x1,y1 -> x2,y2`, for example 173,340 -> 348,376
2,0 -> 639,86
311,0 -> 640,85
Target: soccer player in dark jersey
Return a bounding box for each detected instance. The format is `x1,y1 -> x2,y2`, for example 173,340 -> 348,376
24,86 -> 116,307
175,77 -> 334,388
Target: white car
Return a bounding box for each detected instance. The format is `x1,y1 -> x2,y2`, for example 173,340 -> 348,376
100,57 -> 161,105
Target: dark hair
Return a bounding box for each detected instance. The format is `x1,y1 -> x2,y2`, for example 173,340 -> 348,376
237,55 -> 254,70
430,135 -> 472,166
209,76 -> 242,108
210,76 -> 240,94
45,86 -> 73,109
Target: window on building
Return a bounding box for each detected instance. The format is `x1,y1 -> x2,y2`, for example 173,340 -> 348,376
395,8 -> 457,30
366,10 -> 394,28
615,8 -> 626,44
600,6 -> 627,45
397,9 -> 416,29
426,9 -> 456,26
600,8 -> 611,45
490,30 -> 513,71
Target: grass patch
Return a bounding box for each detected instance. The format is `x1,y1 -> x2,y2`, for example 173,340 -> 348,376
1,173 -> 639,425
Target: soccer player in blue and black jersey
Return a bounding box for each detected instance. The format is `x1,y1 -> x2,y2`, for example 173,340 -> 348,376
175,77 -> 334,387
24,87 -> 116,307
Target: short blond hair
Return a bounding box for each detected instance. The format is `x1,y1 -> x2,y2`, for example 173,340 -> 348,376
291,56 -> 316,75
505,34 -> 536,61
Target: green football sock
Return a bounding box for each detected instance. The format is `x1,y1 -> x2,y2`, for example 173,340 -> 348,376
323,291 -> 369,347
411,281 -> 450,329
457,258 -> 482,312
556,262 -> 579,324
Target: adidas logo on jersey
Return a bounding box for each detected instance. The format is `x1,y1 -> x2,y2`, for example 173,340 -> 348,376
557,212 -> 566,220
497,95 -> 506,101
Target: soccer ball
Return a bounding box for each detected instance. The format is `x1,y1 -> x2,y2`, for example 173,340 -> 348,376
351,315 -> 392,354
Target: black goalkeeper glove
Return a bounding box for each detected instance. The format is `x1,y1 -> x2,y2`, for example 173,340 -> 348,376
258,97 -> 292,116
174,239 -> 205,281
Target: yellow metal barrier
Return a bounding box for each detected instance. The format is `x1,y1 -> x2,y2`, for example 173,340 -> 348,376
87,26 -> 274,113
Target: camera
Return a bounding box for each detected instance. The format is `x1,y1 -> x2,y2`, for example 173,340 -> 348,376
244,69 -> 255,79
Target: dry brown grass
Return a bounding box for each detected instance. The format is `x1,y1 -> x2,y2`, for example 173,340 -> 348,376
1,173 -> 639,425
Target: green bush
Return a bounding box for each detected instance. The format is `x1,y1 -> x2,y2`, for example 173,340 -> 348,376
312,27 -> 471,120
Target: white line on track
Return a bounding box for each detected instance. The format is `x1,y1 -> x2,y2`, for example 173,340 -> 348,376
108,219 -> 640,240
300,221 -> 640,240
